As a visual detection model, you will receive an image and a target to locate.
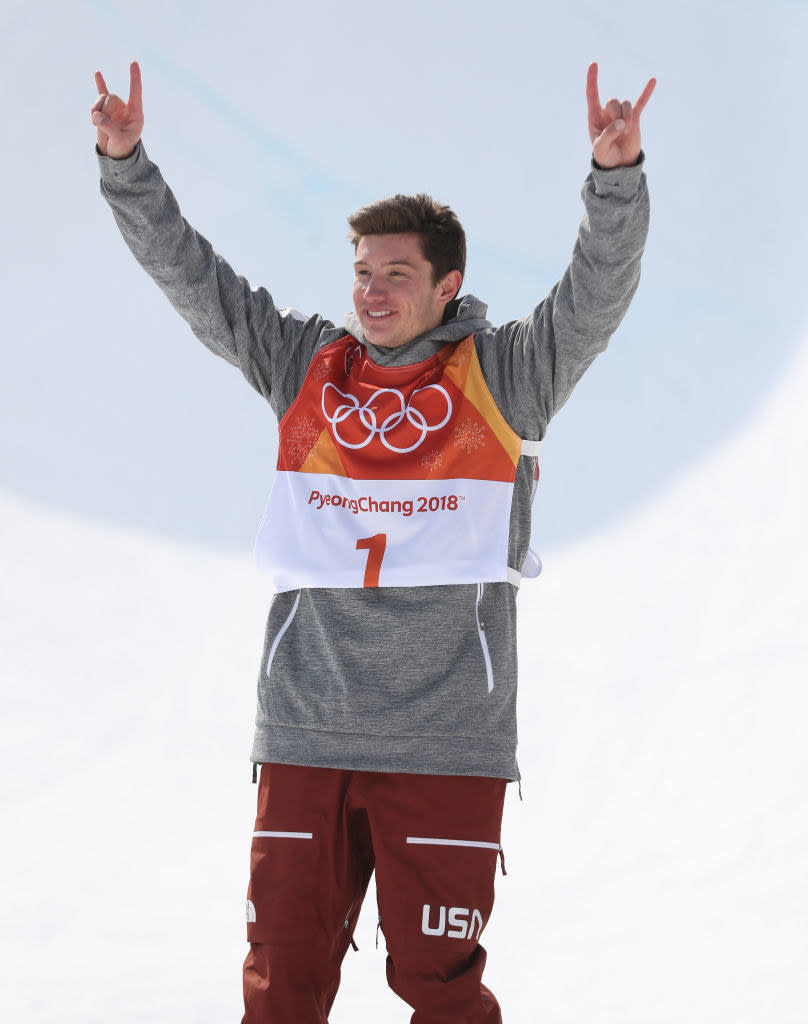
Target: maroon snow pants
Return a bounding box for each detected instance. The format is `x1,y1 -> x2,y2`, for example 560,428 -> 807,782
242,762 -> 507,1023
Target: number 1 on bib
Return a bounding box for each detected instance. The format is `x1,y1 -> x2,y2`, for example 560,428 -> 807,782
356,533 -> 387,588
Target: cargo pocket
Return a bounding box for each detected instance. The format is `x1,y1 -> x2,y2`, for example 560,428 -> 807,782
246,826 -> 319,946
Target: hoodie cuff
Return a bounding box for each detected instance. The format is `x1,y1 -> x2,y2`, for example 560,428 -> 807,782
590,150 -> 646,198
95,139 -> 144,179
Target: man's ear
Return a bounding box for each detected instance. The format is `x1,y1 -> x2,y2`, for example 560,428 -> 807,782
438,270 -> 463,306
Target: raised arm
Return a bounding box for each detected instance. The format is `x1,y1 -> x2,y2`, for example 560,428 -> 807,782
90,62 -> 334,415
477,63 -> 655,440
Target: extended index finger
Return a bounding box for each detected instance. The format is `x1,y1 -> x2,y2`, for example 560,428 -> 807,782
634,76 -> 657,118
127,60 -> 143,116
586,61 -> 602,115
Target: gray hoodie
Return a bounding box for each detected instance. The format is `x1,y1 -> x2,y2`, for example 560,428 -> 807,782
97,142 -> 649,780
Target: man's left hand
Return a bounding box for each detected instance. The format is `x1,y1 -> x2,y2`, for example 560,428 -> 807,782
586,63 -> 656,169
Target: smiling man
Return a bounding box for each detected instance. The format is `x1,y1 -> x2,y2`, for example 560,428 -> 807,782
351,207 -> 463,349
92,59 -> 654,1023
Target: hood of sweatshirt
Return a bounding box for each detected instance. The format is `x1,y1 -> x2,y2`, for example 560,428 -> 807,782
342,294 -> 492,367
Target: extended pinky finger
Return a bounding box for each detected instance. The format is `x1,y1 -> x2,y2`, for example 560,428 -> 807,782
634,77 -> 657,117
95,70 -> 109,95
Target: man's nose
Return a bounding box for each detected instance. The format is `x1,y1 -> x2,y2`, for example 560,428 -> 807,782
364,273 -> 386,300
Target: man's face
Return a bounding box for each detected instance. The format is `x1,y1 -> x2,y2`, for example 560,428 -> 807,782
352,233 -> 458,349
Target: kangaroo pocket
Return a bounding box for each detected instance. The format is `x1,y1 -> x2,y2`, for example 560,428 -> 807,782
260,585 -> 511,737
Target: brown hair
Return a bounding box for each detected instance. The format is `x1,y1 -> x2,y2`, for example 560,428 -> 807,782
348,193 -> 466,286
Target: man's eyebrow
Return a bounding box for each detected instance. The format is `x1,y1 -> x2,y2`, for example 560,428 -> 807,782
353,258 -> 418,269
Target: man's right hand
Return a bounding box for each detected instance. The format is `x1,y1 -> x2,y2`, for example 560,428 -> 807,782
92,60 -> 144,159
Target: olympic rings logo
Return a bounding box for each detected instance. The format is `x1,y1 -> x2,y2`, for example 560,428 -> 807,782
321,382 -> 453,453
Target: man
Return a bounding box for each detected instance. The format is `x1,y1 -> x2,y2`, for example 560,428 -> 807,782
91,60 -> 654,1022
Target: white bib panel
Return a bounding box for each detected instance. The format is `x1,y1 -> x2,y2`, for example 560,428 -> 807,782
257,472 -> 514,592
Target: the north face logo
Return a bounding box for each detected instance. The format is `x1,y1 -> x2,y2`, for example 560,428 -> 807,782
246,899 -> 256,924
421,905 -> 484,940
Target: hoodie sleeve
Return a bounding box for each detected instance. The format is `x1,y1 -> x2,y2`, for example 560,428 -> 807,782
474,155 -> 650,440
96,141 -> 334,416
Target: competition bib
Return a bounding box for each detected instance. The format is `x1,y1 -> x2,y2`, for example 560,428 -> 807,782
255,335 -> 540,591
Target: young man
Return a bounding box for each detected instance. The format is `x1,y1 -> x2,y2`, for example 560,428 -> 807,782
91,60 -> 654,1022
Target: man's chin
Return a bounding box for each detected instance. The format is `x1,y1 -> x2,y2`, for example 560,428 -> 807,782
363,320 -> 404,349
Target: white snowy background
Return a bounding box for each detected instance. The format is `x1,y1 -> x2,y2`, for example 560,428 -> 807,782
1,0 -> 806,1021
